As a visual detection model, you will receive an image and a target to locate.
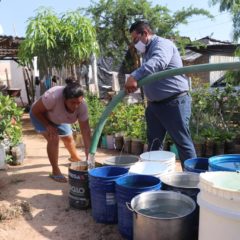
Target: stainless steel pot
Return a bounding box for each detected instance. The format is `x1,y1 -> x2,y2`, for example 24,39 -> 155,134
128,191 -> 197,240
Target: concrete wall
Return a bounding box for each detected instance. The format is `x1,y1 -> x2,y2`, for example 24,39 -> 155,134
0,60 -> 28,105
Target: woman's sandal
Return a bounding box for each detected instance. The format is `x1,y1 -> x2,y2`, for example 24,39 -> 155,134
49,174 -> 67,183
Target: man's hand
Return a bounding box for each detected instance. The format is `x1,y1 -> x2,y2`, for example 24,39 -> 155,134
125,76 -> 138,94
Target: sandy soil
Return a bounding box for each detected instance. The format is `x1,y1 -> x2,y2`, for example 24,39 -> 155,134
0,113 -> 181,240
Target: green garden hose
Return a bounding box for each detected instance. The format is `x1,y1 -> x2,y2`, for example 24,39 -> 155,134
89,62 -> 240,161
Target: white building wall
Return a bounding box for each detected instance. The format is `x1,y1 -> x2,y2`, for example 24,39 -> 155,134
209,56 -> 239,85
0,60 -> 27,105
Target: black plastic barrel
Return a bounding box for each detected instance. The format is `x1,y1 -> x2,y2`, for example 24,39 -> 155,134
184,157 -> 209,173
68,164 -> 90,210
116,174 -> 161,240
88,166 -> 128,224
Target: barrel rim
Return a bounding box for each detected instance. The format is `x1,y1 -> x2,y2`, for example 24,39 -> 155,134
103,155 -> 139,166
160,172 -> 200,189
130,190 -> 196,220
115,174 -> 161,189
140,150 -> 176,161
88,166 -> 128,179
208,154 -> 240,171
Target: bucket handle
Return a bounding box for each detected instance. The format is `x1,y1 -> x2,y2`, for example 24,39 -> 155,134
126,202 -> 134,212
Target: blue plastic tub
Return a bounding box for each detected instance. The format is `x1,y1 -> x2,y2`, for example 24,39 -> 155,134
208,154 -> 240,171
115,174 -> 161,240
184,157 -> 209,173
88,166 -> 128,223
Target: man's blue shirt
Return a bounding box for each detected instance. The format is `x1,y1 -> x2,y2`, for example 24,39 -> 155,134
131,35 -> 189,102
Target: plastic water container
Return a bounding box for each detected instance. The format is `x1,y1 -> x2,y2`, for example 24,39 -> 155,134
184,157 -> 209,173
208,154 -> 240,171
160,172 -> 200,201
88,166 -> 128,223
68,161 -> 90,210
116,174 -> 161,240
198,171 -> 240,240
140,151 -> 176,172
160,172 -> 200,238
129,162 -> 170,178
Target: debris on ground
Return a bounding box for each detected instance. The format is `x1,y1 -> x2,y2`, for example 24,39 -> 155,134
0,200 -> 32,221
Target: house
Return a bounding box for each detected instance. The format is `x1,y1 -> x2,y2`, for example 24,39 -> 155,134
0,35 -> 28,106
182,37 -> 240,86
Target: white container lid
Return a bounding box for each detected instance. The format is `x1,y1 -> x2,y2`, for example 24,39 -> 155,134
199,171 -> 240,201
140,151 -> 175,162
129,162 -> 170,176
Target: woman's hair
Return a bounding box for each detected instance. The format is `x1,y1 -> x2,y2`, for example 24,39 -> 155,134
63,82 -> 84,99
129,19 -> 153,34
65,77 -> 75,85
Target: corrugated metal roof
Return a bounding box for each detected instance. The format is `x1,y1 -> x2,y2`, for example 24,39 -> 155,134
0,35 -> 24,61
182,49 -> 202,62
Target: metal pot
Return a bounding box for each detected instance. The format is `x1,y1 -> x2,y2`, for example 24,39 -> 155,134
128,191 -> 197,240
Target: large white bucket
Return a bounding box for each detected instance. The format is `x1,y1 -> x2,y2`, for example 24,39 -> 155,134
140,151 -> 176,172
128,162 -> 170,178
197,171 -> 240,240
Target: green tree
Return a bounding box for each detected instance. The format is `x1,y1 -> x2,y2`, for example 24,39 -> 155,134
81,0 -> 213,66
210,0 -> 240,40
18,7 -> 99,76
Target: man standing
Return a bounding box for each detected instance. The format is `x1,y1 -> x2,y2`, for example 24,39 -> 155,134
125,20 -> 196,168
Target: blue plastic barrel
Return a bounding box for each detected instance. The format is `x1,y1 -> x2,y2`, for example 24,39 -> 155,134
184,157 -> 209,173
115,174 -> 161,240
88,166 -> 128,224
208,154 -> 240,171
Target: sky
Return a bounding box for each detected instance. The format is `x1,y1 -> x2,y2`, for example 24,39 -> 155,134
0,0 -> 234,42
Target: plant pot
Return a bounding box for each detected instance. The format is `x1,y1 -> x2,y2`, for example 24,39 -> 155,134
225,141 -> 235,154
114,135 -> 124,151
205,140 -> 215,157
101,135 -> 107,149
163,141 -> 171,151
0,144 -> 6,169
131,139 -> 144,155
106,135 -> 115,150
214,142 -> 225,155
124,137 -> 131,154
194,142 -> 204,157
10,142 -> 25,165
143,143 -> 148,152
170,144 -> 179,159
233,144 -> 240,154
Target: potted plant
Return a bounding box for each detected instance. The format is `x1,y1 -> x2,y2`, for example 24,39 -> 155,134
0,94 -> 24,165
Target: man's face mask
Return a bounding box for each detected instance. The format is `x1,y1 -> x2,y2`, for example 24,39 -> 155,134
134,40 -> 146,53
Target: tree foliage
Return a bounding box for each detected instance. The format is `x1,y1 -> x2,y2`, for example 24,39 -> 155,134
18,7 -> 99,73
80,0 -> 213,66
210,0 -> 240,40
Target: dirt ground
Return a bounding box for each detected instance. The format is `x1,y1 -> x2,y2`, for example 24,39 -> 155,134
0,113 -> 181,240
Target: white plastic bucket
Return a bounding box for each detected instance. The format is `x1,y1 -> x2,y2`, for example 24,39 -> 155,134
197,171 -> 240,240
128,162 -> 170,178
140,151 -> 176,172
